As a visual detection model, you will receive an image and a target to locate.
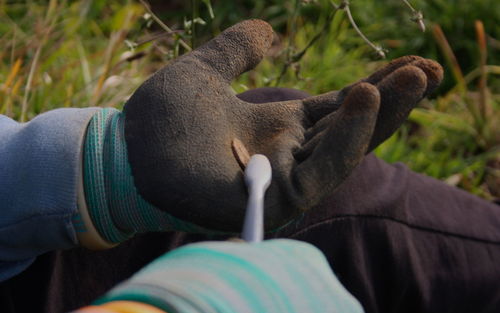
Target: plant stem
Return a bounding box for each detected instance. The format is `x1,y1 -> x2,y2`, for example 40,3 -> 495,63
341,0 -> 386,58
273,0 -> 301,86
139,0 -> 192,52
401,0 -> 425,32
475,20 -> 490,122
191,0 -> 198,48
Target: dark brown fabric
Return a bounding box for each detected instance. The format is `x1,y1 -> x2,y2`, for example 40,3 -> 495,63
2,88 -> 500,313
275,154 -> 500,313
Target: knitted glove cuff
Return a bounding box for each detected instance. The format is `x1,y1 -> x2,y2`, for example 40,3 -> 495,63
83,108 -> 132,242
82,108 -> 209,243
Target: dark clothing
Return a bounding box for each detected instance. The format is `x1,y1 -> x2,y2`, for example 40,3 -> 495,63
2,88 -> 500,313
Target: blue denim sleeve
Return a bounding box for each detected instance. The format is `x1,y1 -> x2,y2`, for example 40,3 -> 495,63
0,108 -> 99,281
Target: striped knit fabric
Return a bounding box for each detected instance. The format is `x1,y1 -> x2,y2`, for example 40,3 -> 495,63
95,239 -> 364,313
82,108 -> 213,243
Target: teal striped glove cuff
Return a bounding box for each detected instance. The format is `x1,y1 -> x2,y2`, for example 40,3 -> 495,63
94,239 -> 364,313
82,108 -> 210,243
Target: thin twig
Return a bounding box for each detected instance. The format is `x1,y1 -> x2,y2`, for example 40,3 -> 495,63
274,2 -> 339,85
139,0 -> 192,51
135,30 -> 184,46
400,0 -> 416,13
342,1 -> 386,58
291,10 -> 337,63
273,0 -> 301,86
401,0 -> 426,32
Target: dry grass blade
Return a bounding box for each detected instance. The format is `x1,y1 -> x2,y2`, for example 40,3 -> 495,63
1,57 -> 22,115
432,24 -> 466,93
92,31 -> 123,106
1,77 -> 22,116
3,58 -> 22,90
91,5 -> 142,106
139,0 -> 192,52
20,45 -> 42,122
475,20 -> 491,120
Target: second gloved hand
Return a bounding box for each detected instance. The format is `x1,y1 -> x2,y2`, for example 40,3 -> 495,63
88,239 -> 365,313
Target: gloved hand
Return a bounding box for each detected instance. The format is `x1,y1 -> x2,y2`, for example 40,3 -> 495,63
80,19 -> 443,245
79,239 -> 364,313
122,19 -> 443,231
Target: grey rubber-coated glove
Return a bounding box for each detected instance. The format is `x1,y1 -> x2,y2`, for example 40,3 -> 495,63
124,19 -> 443,231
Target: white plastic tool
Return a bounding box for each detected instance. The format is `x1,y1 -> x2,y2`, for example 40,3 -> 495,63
242,154 -> 272,243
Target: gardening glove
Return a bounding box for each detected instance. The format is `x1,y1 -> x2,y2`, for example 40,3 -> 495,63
80,19 -> 443,245
77,239 -> 364,313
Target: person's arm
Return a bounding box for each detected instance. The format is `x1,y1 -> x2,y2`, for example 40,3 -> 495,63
0,108 -> 98,281
73,19 -> 441,245
0,19 -> 442,281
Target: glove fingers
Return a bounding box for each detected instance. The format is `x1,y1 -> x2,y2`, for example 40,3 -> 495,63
365,56 -> 443,96
294,129 -> 325,162
407,58 -> 443,96
304,61 -> 442,152
302,84 -> 364,141
191,19 -> 274,83
367,65 -> 427,152
302,90 -> 341,124
292,83 -> 380,205
363,55 -> 425,84
303,114 -> 332,141
301,56 -> 433,124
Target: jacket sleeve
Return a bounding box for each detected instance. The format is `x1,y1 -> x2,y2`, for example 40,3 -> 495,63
0,108 -> 99,281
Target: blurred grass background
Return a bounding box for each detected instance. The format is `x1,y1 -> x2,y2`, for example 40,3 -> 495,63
0,0 -> 499,201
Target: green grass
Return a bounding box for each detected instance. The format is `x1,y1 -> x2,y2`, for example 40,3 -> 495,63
0,0 -> 498,200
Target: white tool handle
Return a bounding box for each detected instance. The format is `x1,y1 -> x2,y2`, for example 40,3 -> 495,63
242,154 -> 272,242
